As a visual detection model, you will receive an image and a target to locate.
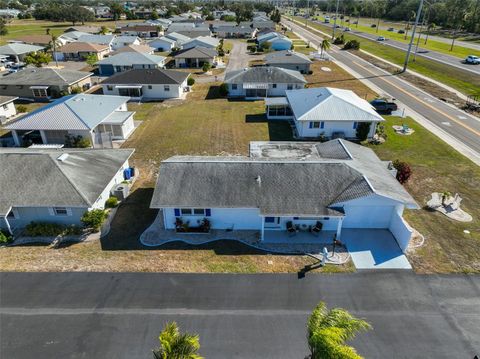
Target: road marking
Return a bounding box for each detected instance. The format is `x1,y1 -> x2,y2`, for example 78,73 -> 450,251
442,122 -> 452,126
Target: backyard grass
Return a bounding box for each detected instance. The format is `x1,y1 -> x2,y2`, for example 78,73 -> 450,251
288,16 -> 480,96
368,116 -> 480,273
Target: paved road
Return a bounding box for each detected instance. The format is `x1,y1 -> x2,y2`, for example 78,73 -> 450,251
312,19 -> 480,76
283,18 -> 480,165
1,272 -> 479,359
225,40 -> 251,71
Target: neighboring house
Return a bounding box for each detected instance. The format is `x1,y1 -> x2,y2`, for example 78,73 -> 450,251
111,44 -> 155,55
164,32 -> 191,46
96,52 -> 166,76
256,31 -> 279,43
215,25 -> 254,38
264,50 -> 312,74
5,94 -> 136,147
265,87 -> 385,139
0,147 -> 134,234
54,42 -> 110,61
146,18 -> 172,29
256,32 -> 293,51
111,36 -> 142,51
0,96 -> 18,125
11,35 -> 52,47
0,43 -> 45,63
173,47 -> 218,68
213,10 -> 236,19
148,37 -> 177,52
181,36 -> 220,50
102,68 -> 190,100
58,31 -> 91,44
252,19 -> 275,30
64,26 -> 102,34
177,29 -> 212,39
149,139 -> 418,252
224,67 -> 306,99
77,34 -> 115,50
167,22 -> 196,33
0,68 -> 92,101
119,25 -> 160,38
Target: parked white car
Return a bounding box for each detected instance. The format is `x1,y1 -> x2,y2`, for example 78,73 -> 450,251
377,36 -> 386,41
465,55 -> 480,65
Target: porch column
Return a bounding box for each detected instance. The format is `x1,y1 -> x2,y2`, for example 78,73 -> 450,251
260,216 -> 265,241
196,58 -> 199,68
2,216 -> 12,235
39,130 -> 48,144
11,130 -> 20,146
336,217 -> 343,240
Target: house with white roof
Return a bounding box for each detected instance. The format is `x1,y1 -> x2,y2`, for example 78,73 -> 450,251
96,52 -> 166,76
264,50 -> 312,74
224,67 -> 306,99
5,94 -> 136,147
0,43 -> 45,62
181,36 -> 220,50
111,36 -> 142,51
147,140 -> 418,254
265,87 -> 384,139
148,36 -> 177,52
164,32 -> 191,46
77,34 -> 115,50
0,148 -> 134,234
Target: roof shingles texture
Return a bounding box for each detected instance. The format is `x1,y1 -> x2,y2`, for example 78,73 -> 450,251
224,67 -> 306,84
102,69 -> 189,85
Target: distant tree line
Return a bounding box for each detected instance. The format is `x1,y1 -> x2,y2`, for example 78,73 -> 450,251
32,4 -> 94,24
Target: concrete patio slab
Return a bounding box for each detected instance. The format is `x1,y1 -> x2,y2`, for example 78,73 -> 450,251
342,229 -> 412,269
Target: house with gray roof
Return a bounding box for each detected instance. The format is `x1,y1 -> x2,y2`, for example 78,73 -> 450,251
0,67 -> 92,101
224,67 -> 306,99
264,50 -> 312,74
111,36 -> 142,51
5,94 -> 136,147
101,68 -> 190,100
265,87 -> 384,139
77,34 -> 115,50
164,32 -> 191,46
148,36 -> 177,52
181,36 -> 220,50
0,43 -> 45,62
149,139 -> 418,252
173,47 -> 218,68
0,96 -> 18,124
0,148 -> 134,234
96,52 -> 166,76
215,25 -> 254,38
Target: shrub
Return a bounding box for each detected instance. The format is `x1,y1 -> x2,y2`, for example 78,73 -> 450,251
16,104 -> 27,113
333,34 -> 345,45
187,77 -> 195,86
356,122 -> 371,141
25,222 -> 65,237
219,83 -> 229,97
344,39 -> 360,50
65,134 -> 91,148
393,160 -> 412,184
0,230 -> 12,244
105,196 -> 119,208
70,86 -> 82,94
202,62 -> 211,72
81,209 -> 107,232
247,45 -> 257,53
261,42 -> 271,52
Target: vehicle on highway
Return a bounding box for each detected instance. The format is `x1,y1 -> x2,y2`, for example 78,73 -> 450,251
398,29 -> 405,34
465,55 -> 480,65
324,16 -> 330,23
344,27 -> 351,32
387,27 -> 395,31
377,36 -> 386,41
370,98 -> 398,114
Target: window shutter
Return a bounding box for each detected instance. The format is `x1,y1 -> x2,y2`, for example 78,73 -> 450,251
205,209 -> 211,217
353,122 -> 357,129
320,122 -> 324,129
174,208 -> 180,216
309,122 -> 313,129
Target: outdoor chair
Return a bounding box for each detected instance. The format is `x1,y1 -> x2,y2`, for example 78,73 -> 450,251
286,221 -> 297,237
448,193 -> 462,211
427,193 -> 442,209
402,124 -> 409,133
311,221 -> 323,236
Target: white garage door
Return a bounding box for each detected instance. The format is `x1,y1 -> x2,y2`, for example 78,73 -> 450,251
342,206 -> 394,228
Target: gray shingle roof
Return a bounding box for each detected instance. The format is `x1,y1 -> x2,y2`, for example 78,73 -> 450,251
0,148 -> 134,215
0,43 -> 45,55
150,140 -> 417,215
0,68 -> 92,86
5,94 -> 129,131
0,96 -> 17,105
265,50 -> 312,65
102,68 -> 189,85
224,67 -> 306,84
174,47 -> 217,59
96,52 -> 166,66
77,34 -> 114,45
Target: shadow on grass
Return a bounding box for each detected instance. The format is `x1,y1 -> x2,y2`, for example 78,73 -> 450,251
205,85 -> 226,100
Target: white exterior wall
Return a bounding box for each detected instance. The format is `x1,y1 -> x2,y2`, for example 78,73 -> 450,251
227,83 -> 304,98
149,39 -> 175,51
111,38 -> 141,50
295,120 -> 378,139
163,208 -> 263,230
264,216 -> 340,231
120,116 -> 135,138
389,204 -> 413,252
90,159 -> 130,209
102,82 -> 186,100
3,206 -> 87,230
0,101 -> 17,121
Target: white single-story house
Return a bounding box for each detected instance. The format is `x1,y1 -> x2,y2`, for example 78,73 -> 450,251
58,31 -> 91,45
224,67 -> 306,99
77,34 -> 115,51
96,52 -> 166,76
5,94 -> 136,147
181,36 -> 220,50
148,37 -> 177,52
102,69 -> 190,100
54,42 -> 111,61
120,25 -> 160,38
0,43 -> 45,63
265,87 -> 384,140
173,47 -> 218,68
111,44 -> 155,56
111,36 -> 142,51
264,50 -> 312,74
0,96 -> 18,124
150,139 -> 418,252
0,148 -> 134,234
164,32 -> 191,46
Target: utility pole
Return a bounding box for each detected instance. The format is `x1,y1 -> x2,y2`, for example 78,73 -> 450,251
402,0 -> 424,73
331,0 -> 340,40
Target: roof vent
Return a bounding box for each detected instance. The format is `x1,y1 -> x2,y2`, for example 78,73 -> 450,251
57,153 -> 69,162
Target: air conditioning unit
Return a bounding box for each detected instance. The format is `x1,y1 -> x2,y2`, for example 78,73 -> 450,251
112,183 -> 129,201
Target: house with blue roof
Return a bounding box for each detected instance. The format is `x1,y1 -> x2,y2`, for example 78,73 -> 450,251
5,94 -> 136,147
96,52 -> 166,75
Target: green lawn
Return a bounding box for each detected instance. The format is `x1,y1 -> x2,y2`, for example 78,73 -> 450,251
368,116 -> 480,273
288,16 -> 480,96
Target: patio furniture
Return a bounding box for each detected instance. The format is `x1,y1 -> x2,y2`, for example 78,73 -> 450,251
311,221 -> 323,236
402,124 -> 409,133
427,192 -> 442,209
448,193 -> 462,211
286,221 -> 297,237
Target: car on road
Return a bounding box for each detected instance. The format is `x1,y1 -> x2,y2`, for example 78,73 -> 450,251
344,27 -> 351,32
371,98 -> 398,114
387,27 -> 395,31
377,36 -> 386,41
398,29 -> 405,34
465,55 -> 480,64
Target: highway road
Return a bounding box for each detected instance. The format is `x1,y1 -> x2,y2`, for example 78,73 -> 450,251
283,18 -> 480,165
310,18 -> 480,76
1,272 -> 479,358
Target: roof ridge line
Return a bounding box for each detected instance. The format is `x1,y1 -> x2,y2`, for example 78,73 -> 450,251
51,67 -> 67,82
63,96 -> 95,130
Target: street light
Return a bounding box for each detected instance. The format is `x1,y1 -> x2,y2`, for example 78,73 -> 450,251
402,0 -> 424,73
331,0 -> 340,40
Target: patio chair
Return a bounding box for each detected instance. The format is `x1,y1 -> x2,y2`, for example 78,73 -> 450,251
286,221 -> 297,237
311,221 -> 323,236
402,124 -> 409,133
427,192 -> 442,209
448,193 -> 462,211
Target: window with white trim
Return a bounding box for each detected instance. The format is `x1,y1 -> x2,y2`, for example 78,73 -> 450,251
32,88 -> 48,98
53,207 -> 68,216
180,208 -> 206,216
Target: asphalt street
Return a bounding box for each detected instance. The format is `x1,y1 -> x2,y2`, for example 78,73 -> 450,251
313,19 -> 480,76
283,18 -> 480,165
1,272 -> 479,359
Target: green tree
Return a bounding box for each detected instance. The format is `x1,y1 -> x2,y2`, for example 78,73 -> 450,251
307,302 -> 371,359
152,322 -> 203,359
270,8 -> 281,23
24,52 -> 52,67
202,62 -> 211,72
109,3 -> 124,21
151,10 -> 159,20
0,18 -> 8,36
424,22 -> 436,44
99,26 -> 109,35
319,39 -> 330,57
84,53 -> 98,67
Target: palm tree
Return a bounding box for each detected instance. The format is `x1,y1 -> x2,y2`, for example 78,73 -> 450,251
50,35 -> 61,68
320,39 -> 330,58
307,302 -> 371,359
424,23 -> 435,45
153,322 -> 203,359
